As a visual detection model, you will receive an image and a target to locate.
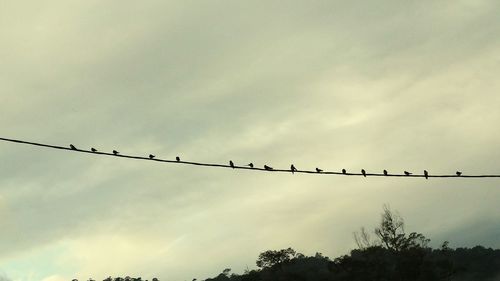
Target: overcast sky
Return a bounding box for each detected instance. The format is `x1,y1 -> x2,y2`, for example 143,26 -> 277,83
1,1 -> 500,280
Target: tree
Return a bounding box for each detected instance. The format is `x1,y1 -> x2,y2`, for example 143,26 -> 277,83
374,205 -> 429,251
222,268 -> 231,277
256,247 -> 301,269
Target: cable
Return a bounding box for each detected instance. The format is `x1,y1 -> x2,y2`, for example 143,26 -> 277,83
1,136 -> 499,178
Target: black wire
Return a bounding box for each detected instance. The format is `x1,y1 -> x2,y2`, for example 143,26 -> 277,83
1,136 -> 499,178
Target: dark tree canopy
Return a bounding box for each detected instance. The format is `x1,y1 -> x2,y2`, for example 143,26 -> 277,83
255,247 -> 303,269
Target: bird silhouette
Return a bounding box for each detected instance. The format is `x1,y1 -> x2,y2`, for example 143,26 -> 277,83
112,150 -> 119,155
149,154 -> 155,159
264,165 -> 273,171
316,168 -> 323,173
176,156 -> 180,161
383,169 -> 388,176
361,169 -> 366,177
290,164 -> 297,174
229,160 -> 234,168
342,169 -> 346,174
69,144 -> 76,150
248,163 -> 254,168
424,170 -> 429,179
456,171 -> 462,176
404,171 -> 412,176
91,148 -> 97,152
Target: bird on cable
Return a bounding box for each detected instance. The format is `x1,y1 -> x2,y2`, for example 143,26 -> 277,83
383,170 -> 388,176
229,160 -> 235,168
316,168 -> 323,173
69,144 -> 77,150
361,169 -> 366,177
456,171 -> 462,176
113,150 -> 119,155
342,169 -> 347,174
424,170 -> 429,179
264,165 -> 273,171
91,147 -> 97,152
176,156 -> 180,162
404,171 -> 412,176
247,163 -> 254,168
290,164 -> 297,174
149,154 -> 155,159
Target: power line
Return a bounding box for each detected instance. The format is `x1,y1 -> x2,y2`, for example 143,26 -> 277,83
1,136 -> 499,178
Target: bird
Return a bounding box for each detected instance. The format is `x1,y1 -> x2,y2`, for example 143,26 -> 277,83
456,171 -> 462,176
149,154 -> 155,159
290,164 -> 297,174
383,169 -> 388,176
342,169 -> 347,174
229,160 -> 234,168
112,150 -> 119,155
248,163 -> 254,168
404,171 -> 412,176
264,165 -> 273,171
176,156 -> 180,161
361,169 -> 366,177
424,170 -> 429,179
91,147 -> 97,152
316,168 -> 323,173
69,144 -> 77,150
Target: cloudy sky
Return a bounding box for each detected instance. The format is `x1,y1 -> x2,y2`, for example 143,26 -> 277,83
1,1 -> 500,280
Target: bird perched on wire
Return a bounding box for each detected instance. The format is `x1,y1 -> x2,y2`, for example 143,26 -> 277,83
316,168 -> 323,173
361,169 -> 366,177
149,154 -> 155,159
229,160 -> 235,168
113,150 -> 119,155
176,156 -> 180,162
264,165 -> 273,171
342,169 -> 346,174
404,171 -> 412,176
456,171 -> 462,176
290,164 -> 297,174
424,170 -> 429,179
383,170 -> 388,176
247,163 -> 254,168
91,147 -> 97,152
69,144 -> 77,150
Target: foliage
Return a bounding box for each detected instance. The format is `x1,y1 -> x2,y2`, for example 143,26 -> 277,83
255,247 -> 303,269
373,205 -> 430,251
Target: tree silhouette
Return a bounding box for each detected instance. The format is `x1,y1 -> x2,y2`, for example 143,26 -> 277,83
256,247 -> 302,269
374,205 -> 430,251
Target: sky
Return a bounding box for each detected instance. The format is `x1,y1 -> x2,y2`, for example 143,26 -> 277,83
1,0 -> 500,280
